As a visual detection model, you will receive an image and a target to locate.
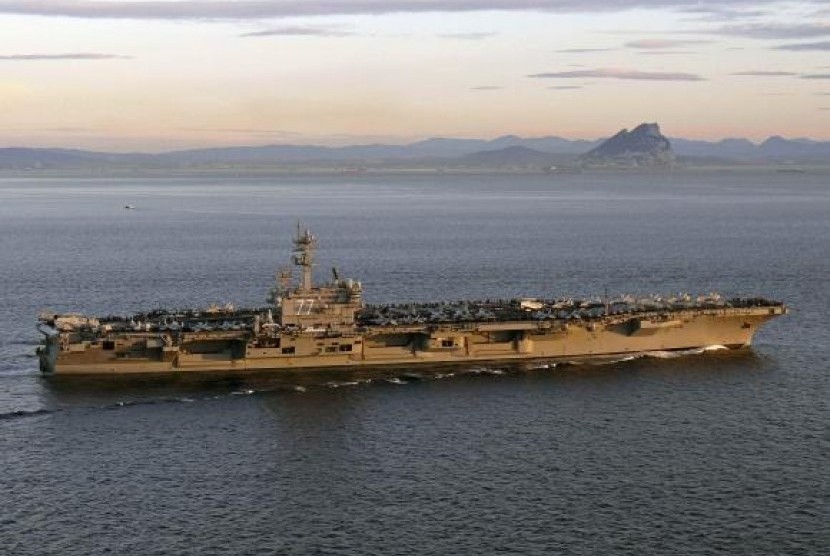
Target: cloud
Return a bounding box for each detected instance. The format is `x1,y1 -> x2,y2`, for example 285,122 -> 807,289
712,23 -> 830,40
625,39 -> 710,49
802,74 -> 830,79
470,85 -> 502,90
731,71 -> 797,76
680,6 -> 768,23
774,41 -> 830,51
528,68 -> 705,81
0,126 -> 99,133
240,26 -> 353,37
548,85 -> 583,89
556,48 -> 613,53
638,51 -> 697,55
437,32 -> 496,40
0,52 -> 130,60
178,127 -> 302,136
0,1 -> 794,20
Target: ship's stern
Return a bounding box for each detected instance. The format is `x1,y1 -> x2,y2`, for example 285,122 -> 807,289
36,324 -> 59,375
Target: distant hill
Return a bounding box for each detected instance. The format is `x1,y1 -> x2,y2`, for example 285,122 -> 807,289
457,145 -> 563,168
579,123 -> 674,168
1,127 -> 829,171
757,136 -> 830,161
671,136 -> 830,162
671,138 -> 757,160
0,147 -> 137,169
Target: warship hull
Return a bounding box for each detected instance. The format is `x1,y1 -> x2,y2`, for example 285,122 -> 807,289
38,306 -> 783,376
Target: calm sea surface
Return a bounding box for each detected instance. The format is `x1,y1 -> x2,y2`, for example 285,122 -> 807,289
0,172 -> 827,555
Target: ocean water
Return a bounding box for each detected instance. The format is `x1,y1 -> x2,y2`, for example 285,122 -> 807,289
0,171 -> 827,555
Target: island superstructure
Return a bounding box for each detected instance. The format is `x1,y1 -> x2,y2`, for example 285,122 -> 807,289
36,226 -> 786,375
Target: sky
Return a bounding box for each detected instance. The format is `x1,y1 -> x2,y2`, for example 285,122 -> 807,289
0,0 -> 828,151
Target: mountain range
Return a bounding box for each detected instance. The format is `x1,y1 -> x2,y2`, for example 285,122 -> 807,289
1,129 -> 828,171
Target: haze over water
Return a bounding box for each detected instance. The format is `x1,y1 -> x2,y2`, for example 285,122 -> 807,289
0,172 -> 827,555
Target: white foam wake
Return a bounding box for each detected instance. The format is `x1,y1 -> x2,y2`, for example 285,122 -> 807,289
644,345 -> 729,359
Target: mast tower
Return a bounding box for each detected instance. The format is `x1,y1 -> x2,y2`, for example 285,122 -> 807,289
292,223 -> 316,291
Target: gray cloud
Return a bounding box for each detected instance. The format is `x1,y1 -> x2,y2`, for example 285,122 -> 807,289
1,126 -> 100,133
470,85 -> 502,90
0,52 -> 130,60
712,23 -> 830,40
548,85 -> 583,89
802,74 -> 830,79
178,127 -> 303,136
680,6 -> 768,22
731,70 -> 797,76
0,1 -> 793,20
557,48 -> 613,53
638,50 -> 697,55
528,68 -> 705,81
625,39 -> 710,49
437,32 -> 496,40
241,26 -> 353,37
774,41 -> 830,51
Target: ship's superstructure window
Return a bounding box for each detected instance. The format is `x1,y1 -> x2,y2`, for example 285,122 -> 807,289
339,344 -> 352,352
281,347 -> 295,355
441,339 -> 454,348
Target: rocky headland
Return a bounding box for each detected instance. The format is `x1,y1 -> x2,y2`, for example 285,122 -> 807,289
579,123 -> 675,168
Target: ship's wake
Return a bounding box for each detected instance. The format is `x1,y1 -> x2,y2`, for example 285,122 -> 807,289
0,408 -> 56,421
532,344 -> 731,367
642,345 -> 728,359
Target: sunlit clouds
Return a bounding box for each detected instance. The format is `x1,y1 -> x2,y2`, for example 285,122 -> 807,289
0,52 -> 131,60
528,69 -> 705,81
0,0 -> 826,150
0,1 -> 803,20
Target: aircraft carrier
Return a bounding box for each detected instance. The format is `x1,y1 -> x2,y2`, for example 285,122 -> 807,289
36,226 -> 786,375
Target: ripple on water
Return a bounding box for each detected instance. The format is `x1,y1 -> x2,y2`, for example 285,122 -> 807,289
0,173 -> 827,555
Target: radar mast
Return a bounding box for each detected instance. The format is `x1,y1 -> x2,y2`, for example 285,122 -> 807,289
292,223 -> 316,292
